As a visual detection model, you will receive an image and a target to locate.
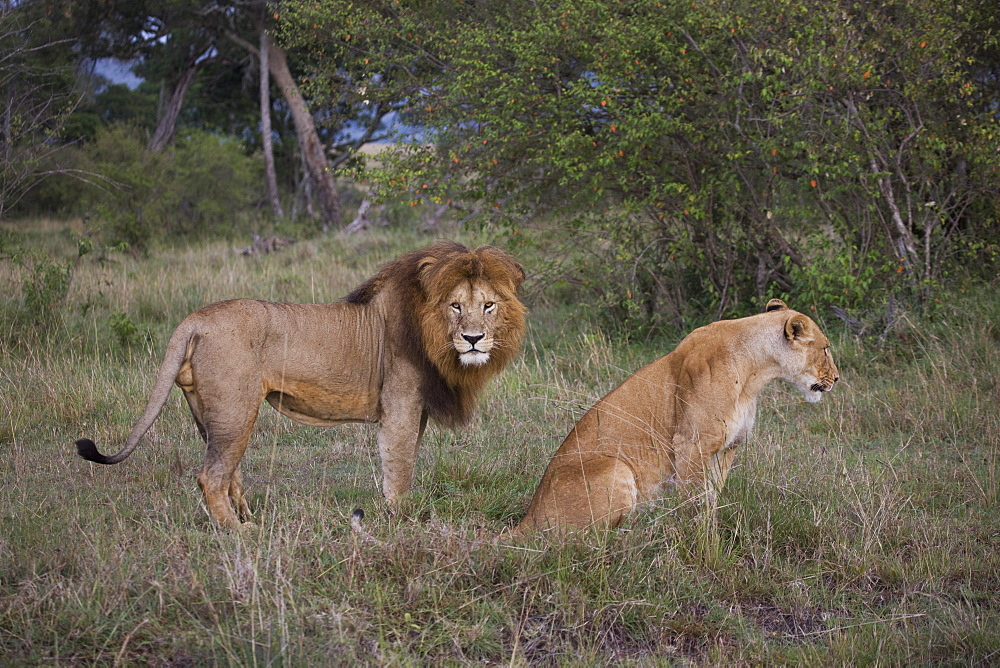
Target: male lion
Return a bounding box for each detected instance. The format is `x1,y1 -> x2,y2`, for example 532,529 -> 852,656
514,299 -> 838,534
76,241 -> 527,528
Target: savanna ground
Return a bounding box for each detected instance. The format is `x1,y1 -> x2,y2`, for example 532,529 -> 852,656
1,220 -> 998,665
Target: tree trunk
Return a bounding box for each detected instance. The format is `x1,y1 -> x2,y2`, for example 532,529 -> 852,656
259,29 -> 283,218
148,61 -> 201,153
263,33 -> 340,230
345,197 -> 373,233
870,157 -> 917,265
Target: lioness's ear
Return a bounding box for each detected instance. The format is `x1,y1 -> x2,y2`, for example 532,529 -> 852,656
784,313 -> 814,343
765,298 -> 787,313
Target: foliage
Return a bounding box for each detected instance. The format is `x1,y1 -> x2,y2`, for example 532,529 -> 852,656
65,83 -> 160,141
282,0 -> 1000,327
0,227 -> 83,336
108,311 -> 152,350
0,3 -> 84,218
73,124 -> 263,250
18,256 -> 72,327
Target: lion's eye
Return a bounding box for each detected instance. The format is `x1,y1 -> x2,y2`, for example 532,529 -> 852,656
450,302 -> 462,313
483,301 -> 496,312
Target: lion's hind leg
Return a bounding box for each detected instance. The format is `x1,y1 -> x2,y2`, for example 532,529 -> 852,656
229,465 -> 253,524
180,370 -> 261,529
193,404 -> 261,529
197,443 -> 255,529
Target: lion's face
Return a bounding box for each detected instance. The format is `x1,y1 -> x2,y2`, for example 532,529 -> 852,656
412,243 -> 526,398
442,280 -> 507,367
781,313 -> 840,403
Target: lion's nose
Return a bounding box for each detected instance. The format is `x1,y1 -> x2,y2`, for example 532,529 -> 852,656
463,333 -> 484,346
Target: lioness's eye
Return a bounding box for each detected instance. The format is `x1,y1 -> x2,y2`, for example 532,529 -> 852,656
450,302 -> 461,312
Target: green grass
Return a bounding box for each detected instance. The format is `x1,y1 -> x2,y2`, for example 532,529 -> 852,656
1,221 -> 998,664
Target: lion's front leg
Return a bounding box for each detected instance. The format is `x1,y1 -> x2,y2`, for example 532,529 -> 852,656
377,405 -> 428,504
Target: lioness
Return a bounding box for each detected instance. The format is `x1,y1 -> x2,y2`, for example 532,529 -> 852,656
76,242 -> 527,528
514,299 -> 838,534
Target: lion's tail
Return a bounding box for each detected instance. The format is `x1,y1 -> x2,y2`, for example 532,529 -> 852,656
76,322 -> 198,466
350,508 -> 384,545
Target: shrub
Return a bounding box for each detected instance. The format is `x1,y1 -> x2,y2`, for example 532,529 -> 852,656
73,124 -> 262,251
108,311 -> 152,351
0,230 -> 75,337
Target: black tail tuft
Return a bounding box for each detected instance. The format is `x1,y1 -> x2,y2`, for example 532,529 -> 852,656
350,507 -> 381,544
76,438 -> 111,464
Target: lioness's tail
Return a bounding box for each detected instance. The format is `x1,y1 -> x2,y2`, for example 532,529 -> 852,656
76,322 -> 198,466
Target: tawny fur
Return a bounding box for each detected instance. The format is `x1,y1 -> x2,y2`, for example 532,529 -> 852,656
513,299 -> 838,535
76,242 -> 526,529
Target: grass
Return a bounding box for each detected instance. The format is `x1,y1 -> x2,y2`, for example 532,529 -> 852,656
1,220 -> 998,664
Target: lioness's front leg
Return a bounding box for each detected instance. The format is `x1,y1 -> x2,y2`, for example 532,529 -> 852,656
705,445 -> 738,503
672,428 -> 727,507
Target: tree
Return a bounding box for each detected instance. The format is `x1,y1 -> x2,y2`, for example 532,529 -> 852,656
283,0 -> 1000,321
260,31 -> 340,227
33,0 -> 343,228
30,0 -> 221,154
0,3 -> 81,218
141,25 -> 217,153
259,22 -> 283,217
220,22 -> 340,228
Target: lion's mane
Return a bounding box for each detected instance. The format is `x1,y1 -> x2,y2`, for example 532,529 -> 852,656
346,241 -> 526,427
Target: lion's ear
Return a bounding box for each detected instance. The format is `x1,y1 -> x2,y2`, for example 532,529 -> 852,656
784,313 -> 814,343
764,298 -> 788,313
416,255 -> 440,289
417,255 -> 439,274
414,255 -> 444,299
477,246 -> 525,291
509,259 -> 526,290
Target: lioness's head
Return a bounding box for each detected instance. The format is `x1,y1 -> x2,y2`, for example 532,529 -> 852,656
417,243 -> 527,379
765,299 -> 839,403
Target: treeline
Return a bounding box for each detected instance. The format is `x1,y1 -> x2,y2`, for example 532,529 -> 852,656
3,0 -> 999,330
282,0 -> 1000,325
2,0 -> 398,238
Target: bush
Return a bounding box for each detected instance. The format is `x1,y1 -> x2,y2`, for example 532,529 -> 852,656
108,311 -> 152,351
73,124 -> 263,251
0,229 -> 76,337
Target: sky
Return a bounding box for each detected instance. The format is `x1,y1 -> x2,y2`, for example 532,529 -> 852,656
94,58 -> 142,89
90,57 -> 415,143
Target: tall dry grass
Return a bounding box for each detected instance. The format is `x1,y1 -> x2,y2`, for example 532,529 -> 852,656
1,222 -> 997,664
